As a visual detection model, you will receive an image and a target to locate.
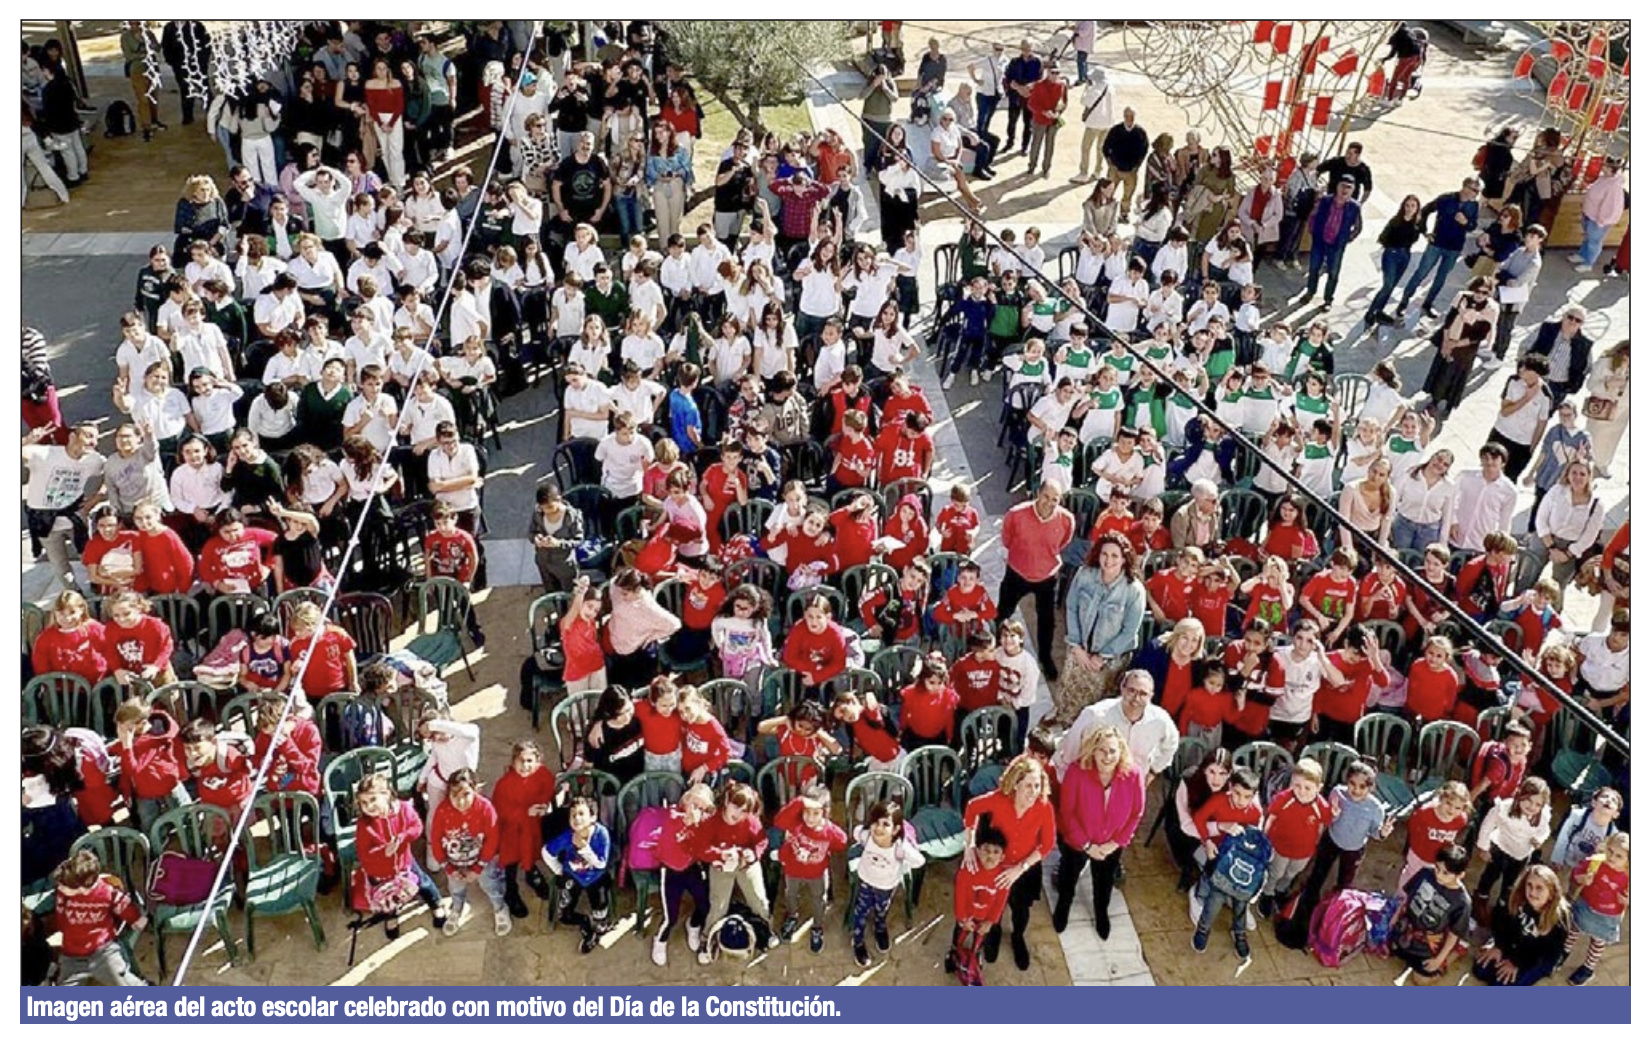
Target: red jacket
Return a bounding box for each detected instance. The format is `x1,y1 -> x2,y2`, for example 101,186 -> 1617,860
290,626 -> 356,699
876,426 -> 934,482
1265,791 -> 1333,860
1192,791 -> 1262,842
860,586 -> 926,643
101,614 -> 174,675
850,704 -> 903,763
424,529 -> 479,584
681,716 -> 731,775
701,810 -> 767,864
1057,763 -> 1146,851
119,709 -> 186,801
772,798 -> 849,879
253,723 -> 321,795
1178,684 -> 1233,731
964,791 -> 1057,867
197,527 -> 275,590
356,799 -> 422,878
136,527 -> 195,594
882,389 -> 931,434
32,622 -> 109,682
1146,571 -> 1195,621
829,506 -> 880,571
681,578 -> 727,632
782,621 -> 849,683
883,504 -> 929,572
431,794 -> 501,871
1026,78 -> 1068,126
491,766 -> 556,869
55,877 -> 142,958
953,862 -> 1011,924
1406,662 -> 1461,723
950,655 -> 1003,713
901,681 -> 960,745
829,433 -> 877,490
1313,651 -> 1390,725
655,808 -> 717,872
73,744 -> 121,827
191,742 -> 254,811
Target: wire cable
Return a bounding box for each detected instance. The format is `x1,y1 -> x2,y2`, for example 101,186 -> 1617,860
168,21 -> 544,983
778,41 -> 1627,757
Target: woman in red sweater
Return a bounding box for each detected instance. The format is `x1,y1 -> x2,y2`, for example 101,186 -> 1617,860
132,501 -> 195,595
1407,635 -> 1464,724
100,591 -> 176,689
363,57 -> 406,190
353,772 -> 446,938
962,756 -> 1058,971
491,738 -> 556,921
781,595 -> 851,695
31,590 -> 108,683
1051,726 -> 1146,940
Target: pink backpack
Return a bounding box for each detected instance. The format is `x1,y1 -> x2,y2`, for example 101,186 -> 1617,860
1308,889 -> 1384,968
621,805 -> 671,886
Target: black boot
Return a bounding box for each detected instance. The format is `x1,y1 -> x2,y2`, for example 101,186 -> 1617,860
504,867 -> 530,919
981,924 -> 1002,964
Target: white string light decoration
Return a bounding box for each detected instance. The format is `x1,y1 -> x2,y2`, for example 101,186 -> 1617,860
137,21 -> 164,108
180,25 -> 210,105
203,21 -> 305,98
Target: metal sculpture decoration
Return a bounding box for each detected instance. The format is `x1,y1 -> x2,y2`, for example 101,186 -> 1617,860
1513,21 -> 1630,182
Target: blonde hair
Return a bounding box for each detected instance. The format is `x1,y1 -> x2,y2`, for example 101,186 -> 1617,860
1509,864 -> 1571,936
1291,756 -> 1324,785
996,755 -> 1051,802
184,174 -> 219,201
290,603 -> 325,629
51,590 -> 90,619
1078,725 -> 1134,774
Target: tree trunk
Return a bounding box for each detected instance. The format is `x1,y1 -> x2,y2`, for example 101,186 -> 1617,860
705,85 -> 766,139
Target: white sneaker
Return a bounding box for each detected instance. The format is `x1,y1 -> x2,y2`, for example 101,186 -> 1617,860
1245,908 -> 1256,931
1070,173 -> 1090,184
494,909 -> 513,937
697,946 -> 714,965
1476,346 -> 1496,360
651,938 -> 668,966
1568,253 -> 1585,263
1575,264 -> 1595,273
443,917 -> 461,937
970,369 -> 981,387
942,372 -> 956,390
686,923 -> 702,951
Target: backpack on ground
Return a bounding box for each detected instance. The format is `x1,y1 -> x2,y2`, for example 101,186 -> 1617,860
104,100 -> 136,138
1208,826 -> 1272,902
1307,888 -> 1389,968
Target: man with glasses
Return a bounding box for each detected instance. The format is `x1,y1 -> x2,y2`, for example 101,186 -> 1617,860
225,164 -> 276,240
1522,305 -> 1593,400
1050,669 -> 1180,787
1398,177 -> 1482,319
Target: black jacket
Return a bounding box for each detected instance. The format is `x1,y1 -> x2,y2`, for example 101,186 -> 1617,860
1319,157 -> 1373,202
1525,319 -> 1593,398
1102,123 -> 1149,173
40,75 -> 81,136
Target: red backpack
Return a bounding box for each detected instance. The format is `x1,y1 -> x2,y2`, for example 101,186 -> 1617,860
1470,741 -> 1512,792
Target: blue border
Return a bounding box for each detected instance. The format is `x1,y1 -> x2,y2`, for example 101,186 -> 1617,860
18,987 -> 1630,1024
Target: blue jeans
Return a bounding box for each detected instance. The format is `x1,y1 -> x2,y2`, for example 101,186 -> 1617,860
1076,52 -> 1090,85
1390,514 -> 1441,552
850,880 -> 894,946
1366,247 -> 1413,318
615,195 -> 643,240
1193,877 -> 1248,949
1402,244 -> 1460,310
976,93 -> 1000,137
1579,216 -> 1610,266
1306,241 -> 1349,302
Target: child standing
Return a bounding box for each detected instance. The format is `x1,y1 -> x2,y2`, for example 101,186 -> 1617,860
416,707 -> 482,869
561,575 -> 607,695
1551,787 -> 1623,886
431,768 -> 512,937
543,796 -> 613,953
112,698 -> 189,831
1401,781 -> 1471,889
1473,776 -> 1552,915
773,785 -> 849,952
703,781 -> 773,931
1564,833 -> 1629,985
51,850 -> 147,986
850,799 -> 926,968
935,483 -> 982,555
652,783 -> 718,967
354,772 -> 447,938
1298,761 -> 1392,899
677,687 -> 732,786
633,677 -> 685,775
1258,757 -> 1332,917
995,621 -> 1041,752
946,824 -> 1012,984
492,738 -> 556,919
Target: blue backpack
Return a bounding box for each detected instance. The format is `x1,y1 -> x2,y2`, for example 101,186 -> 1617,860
1208,827 -> 1273,901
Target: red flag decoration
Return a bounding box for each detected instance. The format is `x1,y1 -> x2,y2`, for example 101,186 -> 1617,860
1263,79 -> 1284,110
1368,67 -> 1387,96
1289,102 -> 1308,132
1311,95 -> 1333,127
1550,40 -> 1574,62
1602,100 -> 1625,132
1309,35 -> 1332,63
1255,134 -> 1272,156
1330,49 -> 1359,77
1549,70 -> 1570,103
1585,154 -> 1606,182
1277,156 -> 1298,183
1622,55 -> 1630,77
1513,52 -> 1536,79
1254,21 -> 1276,45
1272,22 -> 1293,55
1568,80 -> 1590,111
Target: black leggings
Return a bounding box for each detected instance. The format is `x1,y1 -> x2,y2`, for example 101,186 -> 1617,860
1474,844 -> 1530,907
997,568 -> 1060,670
556,874 -> 613,932
657,863 -> 710,942
1053,841 -> 1122,921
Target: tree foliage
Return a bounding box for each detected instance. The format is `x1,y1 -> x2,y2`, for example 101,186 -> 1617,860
663,20 -> 849,133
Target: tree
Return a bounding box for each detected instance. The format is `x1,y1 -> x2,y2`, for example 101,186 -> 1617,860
663,20 -> 849,135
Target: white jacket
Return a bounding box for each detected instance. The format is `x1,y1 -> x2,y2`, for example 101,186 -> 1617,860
1079,72 -> 1114,130
1477,798 -> 1552,861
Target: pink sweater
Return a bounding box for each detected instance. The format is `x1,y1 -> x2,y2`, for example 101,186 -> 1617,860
1057,763 -> 1146,851
1002,502 -> 1075,583
607,593 -> 681,655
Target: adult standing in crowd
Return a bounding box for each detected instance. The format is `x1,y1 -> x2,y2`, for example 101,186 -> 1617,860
1582,339 -> 1629,479
1070,67 -> 1114,185
1399,177 -> 1482,319
1056,532 -> 1147,725
1572,157 -> 1627,274
1523,305 -> 1593,401
1002,38 -> 1042,159
119,21 -> 164,142
998,480 -> 1076,683
968,41 -> 1006,140
1023,62 -> 1069,181
1102,108 -> 1149,217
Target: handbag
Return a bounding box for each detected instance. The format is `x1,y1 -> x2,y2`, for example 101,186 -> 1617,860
1583,395 -> 1618,422
349,865 -> 419,914
148,851 -> 219,906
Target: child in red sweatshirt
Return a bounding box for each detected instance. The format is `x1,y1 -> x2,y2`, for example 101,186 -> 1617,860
1191,766 -> 1263,868
932,562 -> 999,637
883,493 -> 930,572
51,850 -> 146,986
860,561 -> 931,645
900,659 -> 961,749
935,484 -> 981,554
773,786 -> 849,952
950,630 -> 1004,717
703,781 -> 773,928
677,686 -> 731,786
353,772 -> 446,937
112,699 -> 189,831
430,768 -> 511,938
252,693 -> 322,796
651,783 -> 719,967
832,690 -> 906,772
1258,758 -> 1332,916
181,720 -> 254,827
1402,781 -> 1471,889
946,824 -> 1012,984
491,738 -> 557,919
101,591 -> 176,688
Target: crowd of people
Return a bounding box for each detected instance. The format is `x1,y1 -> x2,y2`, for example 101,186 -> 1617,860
20,20 -> 1630,990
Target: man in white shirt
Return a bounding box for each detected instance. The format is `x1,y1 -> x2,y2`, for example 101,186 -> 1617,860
595,413 -> 655,507
1051,669 -> 1180,783
1450,443 -> 1518,553
342,365 -> 400,455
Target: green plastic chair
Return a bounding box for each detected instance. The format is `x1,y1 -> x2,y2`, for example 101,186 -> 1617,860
22,602 -> 48,649
315,692 -> 392,759
1476,705 -> 1516,743
1549,707 -> 1614,802
616,772 -> 688,935
1300,741 -> 1362,791
147,804 -> 241,976
615,504 -> 647,545
759,667 -> 806,720
68,828 -> 151,958
207,592 -> 272,648
654,578 -> 711,675
699,679 -> 753,743
1233,741 -> 1295,802
525,592 -> 572,731
868,645 -> 922,698
23,671 -> 92,730
1414,720 -> 1481,798
1145,734 -> 1213,844
784,584 -> 849,631
959,706 -> 1017,776
1331,373 -> 1371,421
841,771 -> 918,929
721,556 -> 786,606
901,744 -> 967,861
322,745 -> 396,897
1219,488 -> 1270,544
243,791 -> 326,958
376,687 -> 443,798
219,692 -> 262,738
1354,712 -> 1417,810
550,690 -> 606,772
148,594 -> 204,670
272,587 -> 330,630
149,680 -> 235,725
330,592 -> 395,663
1061,488 -> 1102,540
1363,620 -> 1407,661
718,498 -> 778,545
407,578 -> 476,680
841,564 -> 899,626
